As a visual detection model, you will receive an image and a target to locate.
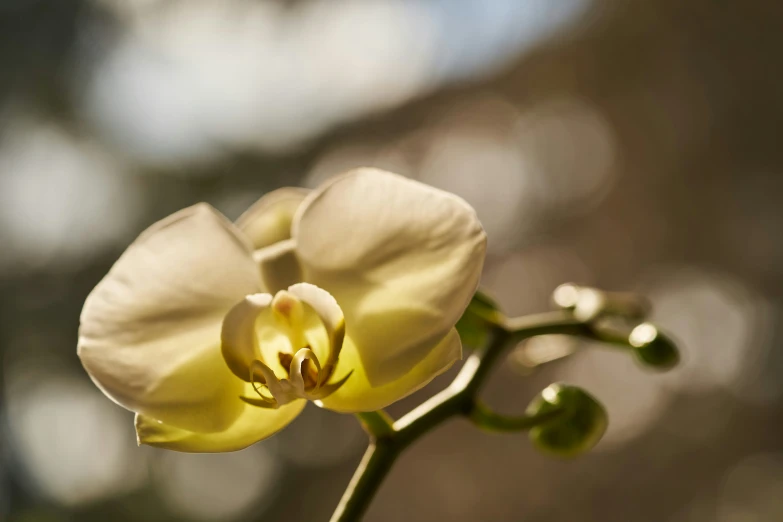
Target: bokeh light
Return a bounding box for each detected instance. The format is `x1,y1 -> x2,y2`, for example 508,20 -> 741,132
556,341 -> 671,450
0,111 -> 142,272
81,0 -> 588,166
643,267 -> 775,399
275,404 -> 365,468
483,247 -> 592,315
419,127 -> 530,250
154,445 -> 280,521
718,453 -> 783,521
5,369 -> 146,506
514,97 -> 617,218
305,143 -> 415,189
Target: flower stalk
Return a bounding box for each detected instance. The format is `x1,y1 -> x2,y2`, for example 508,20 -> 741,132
330,310 -> 598,522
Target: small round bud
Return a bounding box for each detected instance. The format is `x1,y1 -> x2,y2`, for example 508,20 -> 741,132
553,283 -> 581,309
554,283 -> 651,323
629,323 -> 679,369
526,383 -> 608,457
553,283 -> 606,322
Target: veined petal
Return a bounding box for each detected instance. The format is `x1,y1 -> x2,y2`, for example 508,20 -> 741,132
292,168 -> 486,387
318,328 -> 462,412
78,204 -> 262,432
236,187 -> 310,249
136,392 -> 306,453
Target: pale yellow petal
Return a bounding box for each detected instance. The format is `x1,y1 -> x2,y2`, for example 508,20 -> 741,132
286,283 -> 343,340
236,187 -> 310,249
254,239 -> 303,293
221,293 -> 273,382
136,394 -> 306,453
293,168 -> 485,387
287,283 -> 345,370
318,328 -> 462,413
220,292 -> 299,384
78,204 -> 262,432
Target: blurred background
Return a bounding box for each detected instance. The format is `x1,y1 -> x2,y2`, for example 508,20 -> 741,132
1,0 -> 782,520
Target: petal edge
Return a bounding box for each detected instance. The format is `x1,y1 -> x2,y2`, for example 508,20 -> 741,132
136,396 -> 306,453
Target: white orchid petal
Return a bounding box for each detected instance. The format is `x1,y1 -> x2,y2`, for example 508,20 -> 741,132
293,168 -> 485,387
254,239 -> 303,294
286,283 -> 345,374
236,187 -> 309,249
135,395 -> 306,453
78,204 -> 262,432
221,293 -> 273,382
318,328 -> 462,412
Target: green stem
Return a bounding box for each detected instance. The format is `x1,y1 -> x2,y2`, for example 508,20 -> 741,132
329,310 -> 592,522
329,442 -> 398,522
467,401 -> 566,432
355,410 -> 395,438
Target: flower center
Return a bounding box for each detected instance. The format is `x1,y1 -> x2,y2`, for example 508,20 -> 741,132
278,350 -> 328,390
222,285 -> 351,410
245,346 -> 349,409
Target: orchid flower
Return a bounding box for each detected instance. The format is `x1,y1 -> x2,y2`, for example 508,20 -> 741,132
78,168 -> 486,452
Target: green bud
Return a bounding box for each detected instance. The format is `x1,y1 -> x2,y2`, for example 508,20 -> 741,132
629,323 -> 679,369
552,283 -> 582,310
526,383 -> 608,458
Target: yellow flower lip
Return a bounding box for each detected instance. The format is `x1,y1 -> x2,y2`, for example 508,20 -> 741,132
222,284 -> 351,408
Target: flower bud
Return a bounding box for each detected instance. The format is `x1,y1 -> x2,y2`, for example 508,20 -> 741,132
629,323 -> 679,369
526,383 -> 607,457
553,283 -> 651,322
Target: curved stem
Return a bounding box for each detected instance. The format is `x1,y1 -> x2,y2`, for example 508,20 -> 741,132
330,310 -> 593,522
467,401 -> 566,432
